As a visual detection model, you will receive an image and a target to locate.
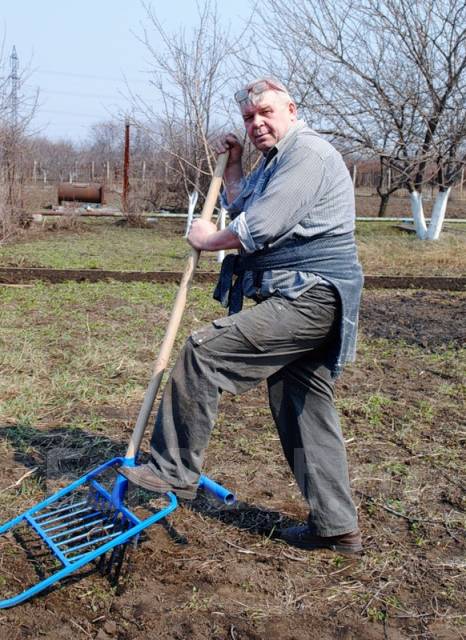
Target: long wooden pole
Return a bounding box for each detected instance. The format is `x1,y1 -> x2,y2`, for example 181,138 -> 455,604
125,152 -> 229,459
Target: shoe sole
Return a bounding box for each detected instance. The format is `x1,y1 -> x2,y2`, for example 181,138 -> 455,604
118,468 -> 197,500
277,535 -> 362,555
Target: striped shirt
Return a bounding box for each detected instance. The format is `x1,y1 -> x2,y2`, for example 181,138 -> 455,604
224,120 -> 356,299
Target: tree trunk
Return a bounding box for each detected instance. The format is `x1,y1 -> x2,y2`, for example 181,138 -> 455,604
378,192 -> 390,217
410,191 -> 427,239
426,188 -> 451,241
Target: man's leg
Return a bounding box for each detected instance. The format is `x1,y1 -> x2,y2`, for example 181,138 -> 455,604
267,353 -> 359,538
124,284 -> 340,493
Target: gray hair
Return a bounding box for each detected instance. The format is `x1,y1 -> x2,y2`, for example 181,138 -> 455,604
235,77 -> 294,108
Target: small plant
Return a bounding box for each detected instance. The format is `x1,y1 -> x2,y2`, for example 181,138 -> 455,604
183,586 -> 211,611
367,606 -> 388,623
332,555 -> 345,568
385,461 -> 409,477
364,394 -> 391,426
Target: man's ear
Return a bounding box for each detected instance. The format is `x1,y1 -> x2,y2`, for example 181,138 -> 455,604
288,101 -> 298,119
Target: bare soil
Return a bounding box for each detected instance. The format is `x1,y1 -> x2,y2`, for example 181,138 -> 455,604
0,289 -> 464,639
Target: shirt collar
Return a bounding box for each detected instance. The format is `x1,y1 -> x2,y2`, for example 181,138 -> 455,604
264,120 -> 306,165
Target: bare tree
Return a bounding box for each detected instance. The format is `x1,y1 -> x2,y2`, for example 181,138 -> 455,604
131,0 -> 247,206
255,0 -> 466,237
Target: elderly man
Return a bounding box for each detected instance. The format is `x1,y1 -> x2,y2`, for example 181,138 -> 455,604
121,78 -> 364,555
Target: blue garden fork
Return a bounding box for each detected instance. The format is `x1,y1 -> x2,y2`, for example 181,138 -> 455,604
0,153 -> 233,608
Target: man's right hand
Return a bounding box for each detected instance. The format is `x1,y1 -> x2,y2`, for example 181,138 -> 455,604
213,133 -> 243,167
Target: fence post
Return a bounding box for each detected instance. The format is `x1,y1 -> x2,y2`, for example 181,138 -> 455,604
122,119 -> 130,213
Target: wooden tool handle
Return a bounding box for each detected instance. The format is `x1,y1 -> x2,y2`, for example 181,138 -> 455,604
125,152 -> 229,459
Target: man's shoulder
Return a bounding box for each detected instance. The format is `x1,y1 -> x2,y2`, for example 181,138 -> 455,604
292,124 -> 340,159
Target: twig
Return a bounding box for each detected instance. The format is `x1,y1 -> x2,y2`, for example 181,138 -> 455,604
0,467 -> 38,493
0,284 -> 34,288
281,550 -> 308,563
224,539 -> 273,559
361,581 -> 394,615
70,619 -> 92,638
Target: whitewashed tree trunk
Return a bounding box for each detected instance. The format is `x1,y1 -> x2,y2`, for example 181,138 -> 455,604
426,188 -> 451,241
410,190 -> 427,239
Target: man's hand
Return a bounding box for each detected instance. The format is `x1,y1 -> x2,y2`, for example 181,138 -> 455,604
213,133 -> 244,204
213,133 -> 243,167
188,219 -> 242,252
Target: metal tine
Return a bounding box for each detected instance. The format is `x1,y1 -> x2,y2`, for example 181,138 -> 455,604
49,516 -> 107,540
57,523 -> 115,548
64,530 -> 121,558
42,509 -> 103,534
38,505 -> 95,528
35,499 -> 88,521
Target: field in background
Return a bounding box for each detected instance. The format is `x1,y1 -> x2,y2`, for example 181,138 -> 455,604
17,181 -> 466,219
1,217 -> 465,277
0,221 -> 464,639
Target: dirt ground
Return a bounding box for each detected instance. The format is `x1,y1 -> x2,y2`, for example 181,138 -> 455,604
0,286 -> 464,639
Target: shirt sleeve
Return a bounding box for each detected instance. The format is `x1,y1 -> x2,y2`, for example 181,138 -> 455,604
227,212 -> 256,253
236,145 -> 328,251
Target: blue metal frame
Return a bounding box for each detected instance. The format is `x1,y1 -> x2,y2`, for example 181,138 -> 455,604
0,457 -> 235,608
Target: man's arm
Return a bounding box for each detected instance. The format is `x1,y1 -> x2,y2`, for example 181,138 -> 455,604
187,220 -> 242,252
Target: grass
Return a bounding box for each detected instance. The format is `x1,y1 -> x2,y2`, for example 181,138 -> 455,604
0,224 -> 465,639
0,217 -> 464,275
0,281 -> 220,433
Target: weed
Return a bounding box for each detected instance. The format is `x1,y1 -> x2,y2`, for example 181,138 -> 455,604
183,586 -> 211,611
364,393 -> 392,426
384,461 -> 409,477
332,555 -> 345,568
367,606 -> 388,623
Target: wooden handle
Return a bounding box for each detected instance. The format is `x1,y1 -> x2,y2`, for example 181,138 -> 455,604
125,152 -> 229,459
152,151 -> 229,375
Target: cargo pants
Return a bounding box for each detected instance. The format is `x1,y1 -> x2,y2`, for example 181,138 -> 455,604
149,283 -> 359,536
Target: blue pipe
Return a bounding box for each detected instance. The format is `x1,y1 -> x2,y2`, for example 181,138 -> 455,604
199,475 -> 235,504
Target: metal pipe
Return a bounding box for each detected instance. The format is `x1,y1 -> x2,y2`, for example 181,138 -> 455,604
122,119 -> 130,212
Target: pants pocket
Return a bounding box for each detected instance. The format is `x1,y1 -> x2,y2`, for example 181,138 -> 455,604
190,323 -> 231,347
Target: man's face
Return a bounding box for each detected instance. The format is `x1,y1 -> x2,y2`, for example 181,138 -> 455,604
241,90 -> 297,152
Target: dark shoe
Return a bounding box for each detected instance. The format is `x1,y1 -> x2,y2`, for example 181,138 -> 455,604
277,526 -> 362,555
118,464 -> 197,500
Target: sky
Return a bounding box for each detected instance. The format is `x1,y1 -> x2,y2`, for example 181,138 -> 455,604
1,0 -> 253,142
